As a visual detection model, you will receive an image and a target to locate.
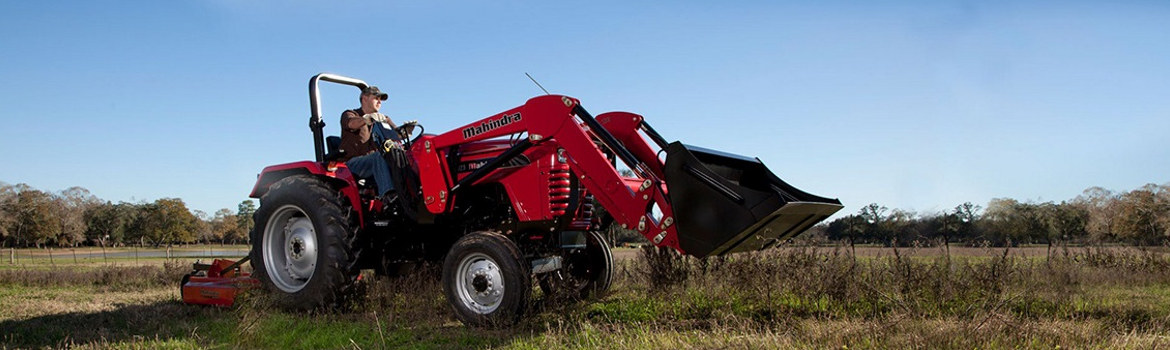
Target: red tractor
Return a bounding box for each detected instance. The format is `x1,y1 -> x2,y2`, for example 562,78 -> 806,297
236,73 -> 841,326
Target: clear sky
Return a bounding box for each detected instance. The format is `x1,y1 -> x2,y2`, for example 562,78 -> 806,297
1,1 -> 1167,217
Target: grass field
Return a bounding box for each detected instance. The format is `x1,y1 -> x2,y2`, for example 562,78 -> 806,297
3,245 -> 1170,349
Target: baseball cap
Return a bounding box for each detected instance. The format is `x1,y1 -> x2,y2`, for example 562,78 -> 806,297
362,86 -> 388,101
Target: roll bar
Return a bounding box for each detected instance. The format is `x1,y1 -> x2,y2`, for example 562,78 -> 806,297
309,73 -> 369,162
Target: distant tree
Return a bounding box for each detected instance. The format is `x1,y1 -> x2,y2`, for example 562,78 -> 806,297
1115,184 -> 1168,245
794,223 -> 830,245
1159,183 -> 1170,241
11,187 -> 58,248
883,208 -> 918,245
0,182 -> 15,245
858,203 -> 888,226
1077,187 -> 1121,242
237,200 -> 256,241
857,203 -> 889,244
982,198 -> 1048,245
131,198 -> 199,247
826,214 -> 869,253
1042,201 -> 1088,245
212,208 -> 246,244
192,209 -> 213,244
85,201 -> 138,247
981,198 -> 1016,244
953,202 -> 981,239
52,186 -> 99,246
924,202 -> 983,247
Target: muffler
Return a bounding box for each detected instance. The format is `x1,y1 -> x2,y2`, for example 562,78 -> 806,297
662,142 -> 843,258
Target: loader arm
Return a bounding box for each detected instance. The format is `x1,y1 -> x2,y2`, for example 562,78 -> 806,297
411,95 -> 842,257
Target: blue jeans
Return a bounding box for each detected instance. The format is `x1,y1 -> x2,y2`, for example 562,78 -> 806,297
347,122 -> 401,197
346,153 -> 394,197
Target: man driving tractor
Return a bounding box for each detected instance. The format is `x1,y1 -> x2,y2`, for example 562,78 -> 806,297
338,86 -> 416,206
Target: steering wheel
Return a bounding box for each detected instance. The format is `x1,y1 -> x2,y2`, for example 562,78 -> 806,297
396,123 -> 424,150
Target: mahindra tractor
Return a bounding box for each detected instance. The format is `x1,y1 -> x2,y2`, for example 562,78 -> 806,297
183,73 -> 842,326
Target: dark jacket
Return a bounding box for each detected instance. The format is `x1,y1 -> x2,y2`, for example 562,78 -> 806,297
339,108 -> 376,162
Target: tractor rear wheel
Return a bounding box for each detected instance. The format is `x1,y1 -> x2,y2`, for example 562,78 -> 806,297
539,231 -> 613,300
442,231 -> 531,327
250,175 -> 360,310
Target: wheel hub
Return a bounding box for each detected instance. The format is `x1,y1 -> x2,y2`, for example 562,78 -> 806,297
290,238 -> 305,258
472,273 -> 491,293
262,205 -> 319,293
457,253 -> 505,314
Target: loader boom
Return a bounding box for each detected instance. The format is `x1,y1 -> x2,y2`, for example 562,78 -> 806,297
410,95 -> 842,257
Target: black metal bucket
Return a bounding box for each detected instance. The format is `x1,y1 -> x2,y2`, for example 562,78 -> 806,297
663,142 -> 843,258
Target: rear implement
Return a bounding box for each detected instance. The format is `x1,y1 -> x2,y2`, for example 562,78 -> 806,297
180,257 -> 258,307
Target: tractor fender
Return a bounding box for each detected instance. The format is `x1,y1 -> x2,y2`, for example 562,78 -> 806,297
249,161 -> 365,224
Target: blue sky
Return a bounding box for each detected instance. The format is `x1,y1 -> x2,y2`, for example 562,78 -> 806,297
1,1 -> 1167,217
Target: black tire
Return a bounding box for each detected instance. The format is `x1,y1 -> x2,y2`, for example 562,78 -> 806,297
249,175 -> 361,310
442,231 -> 531,327
539,231 -> 613,300
179,273 -> 192,300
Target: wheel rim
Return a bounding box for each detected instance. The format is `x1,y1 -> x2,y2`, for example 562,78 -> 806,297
454,252 -> 505,314
262,205 -> 319,293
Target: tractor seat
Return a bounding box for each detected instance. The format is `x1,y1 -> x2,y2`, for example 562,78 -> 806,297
325,135 -> 378,192
324,136 -> 346,162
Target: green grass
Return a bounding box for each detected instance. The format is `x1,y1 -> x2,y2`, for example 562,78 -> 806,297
4,245 -> 1170,349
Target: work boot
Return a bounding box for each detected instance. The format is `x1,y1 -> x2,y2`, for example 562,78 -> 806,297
380,193 -> 400,213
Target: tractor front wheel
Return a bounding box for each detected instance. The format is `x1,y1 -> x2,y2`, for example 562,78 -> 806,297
442,231 -> 531,327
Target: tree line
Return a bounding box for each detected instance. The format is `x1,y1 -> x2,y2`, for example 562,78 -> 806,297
0,182 -> 256,248
814,183 -> 1170,247
4,180 -> 1167,249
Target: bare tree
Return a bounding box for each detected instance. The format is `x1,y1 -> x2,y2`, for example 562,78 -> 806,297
1076,187 -> 1120,242
1151,184 -> 1170,242
54,186 -> 99,246
858,203 -> 889,244
0,182 -> 15,245
1115,184 -> 1167,245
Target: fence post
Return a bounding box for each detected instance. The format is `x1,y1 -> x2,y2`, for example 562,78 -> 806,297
9,248 -> 13,264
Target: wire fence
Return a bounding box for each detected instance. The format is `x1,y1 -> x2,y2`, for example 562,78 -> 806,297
4,245 -> 249,266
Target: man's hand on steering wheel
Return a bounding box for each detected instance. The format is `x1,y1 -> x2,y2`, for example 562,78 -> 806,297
396,119 -> 419,140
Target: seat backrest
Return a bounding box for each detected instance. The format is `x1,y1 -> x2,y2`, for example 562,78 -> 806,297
324,136 -> 345,162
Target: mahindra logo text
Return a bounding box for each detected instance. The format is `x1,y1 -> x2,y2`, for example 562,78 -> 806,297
462,112 -> 522,139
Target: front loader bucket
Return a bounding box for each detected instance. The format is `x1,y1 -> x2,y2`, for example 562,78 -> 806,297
663,142 -> 843,258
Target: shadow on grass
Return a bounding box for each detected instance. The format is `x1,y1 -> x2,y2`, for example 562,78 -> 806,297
0,300 -> 235,348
